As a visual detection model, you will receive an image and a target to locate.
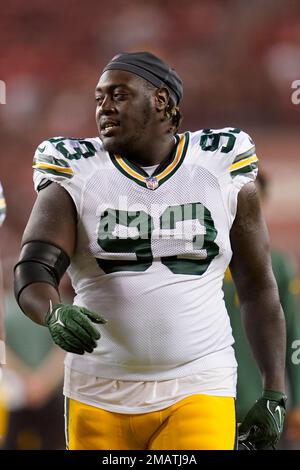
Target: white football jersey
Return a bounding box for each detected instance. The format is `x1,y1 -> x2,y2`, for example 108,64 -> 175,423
33,128 -> 258,381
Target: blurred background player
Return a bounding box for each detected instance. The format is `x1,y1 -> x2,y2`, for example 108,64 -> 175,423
0,181 -> 66,449
0,182 -> 7,446
0,181 -> 6,369
0,276 -> 72,449
224,171 -> 300,449
0,284 -> 67,450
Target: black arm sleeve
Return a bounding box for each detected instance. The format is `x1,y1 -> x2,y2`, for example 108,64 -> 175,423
14,240 -> 70,304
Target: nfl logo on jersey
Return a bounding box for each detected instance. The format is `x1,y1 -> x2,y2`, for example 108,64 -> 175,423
145,176 -> 158,190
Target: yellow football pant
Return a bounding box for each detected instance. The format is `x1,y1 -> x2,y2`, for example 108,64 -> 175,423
66,394 -> 236,450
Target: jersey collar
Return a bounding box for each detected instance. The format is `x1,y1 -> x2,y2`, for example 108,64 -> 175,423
109,132 -> 189,190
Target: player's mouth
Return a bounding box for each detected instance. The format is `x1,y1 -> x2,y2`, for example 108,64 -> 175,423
100,120 -> 120,137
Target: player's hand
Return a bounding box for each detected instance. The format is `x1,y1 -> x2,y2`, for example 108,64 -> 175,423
46,303 -> 106,355
238,390 -> 287,449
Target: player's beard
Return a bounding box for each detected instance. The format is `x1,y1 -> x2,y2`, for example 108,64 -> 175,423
101,98 -> 152,157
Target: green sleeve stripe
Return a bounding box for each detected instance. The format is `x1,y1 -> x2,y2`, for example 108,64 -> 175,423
230,161 -> 258,177
233,146 -> 256,163
34,155 -> 55,165
34,167 -> 73,179
33,154 -> 71,168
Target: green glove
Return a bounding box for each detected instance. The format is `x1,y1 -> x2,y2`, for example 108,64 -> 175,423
46,303 -> 107,355
238,390 -> 287,449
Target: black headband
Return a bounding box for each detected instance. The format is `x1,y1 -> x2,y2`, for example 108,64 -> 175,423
103,51 -> 183,105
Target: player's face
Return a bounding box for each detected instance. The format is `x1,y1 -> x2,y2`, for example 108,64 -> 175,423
95,70 -> 154,155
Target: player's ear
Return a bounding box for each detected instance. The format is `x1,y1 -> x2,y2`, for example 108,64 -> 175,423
154,88 -> 169,113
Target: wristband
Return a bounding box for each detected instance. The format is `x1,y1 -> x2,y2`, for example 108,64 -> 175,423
262,389 -> 287,406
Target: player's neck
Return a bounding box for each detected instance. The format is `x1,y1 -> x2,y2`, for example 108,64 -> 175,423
124,133 -> 176,167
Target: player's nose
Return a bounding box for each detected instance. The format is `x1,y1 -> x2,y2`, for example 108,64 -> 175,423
98,95 -> 115,114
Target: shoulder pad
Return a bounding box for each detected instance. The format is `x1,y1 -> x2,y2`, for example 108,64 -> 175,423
33,136 -> 100,181
190,127 -> 258,181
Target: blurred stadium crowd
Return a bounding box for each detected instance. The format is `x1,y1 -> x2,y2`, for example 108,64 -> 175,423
0,0 -> 300,449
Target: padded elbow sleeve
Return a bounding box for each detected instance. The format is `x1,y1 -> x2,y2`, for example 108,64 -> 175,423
14,240 -> 70,304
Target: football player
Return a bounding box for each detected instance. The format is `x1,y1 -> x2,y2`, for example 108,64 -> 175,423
14,52 -> 286,450
0,181 -> 6,372
0,181 -> 7,445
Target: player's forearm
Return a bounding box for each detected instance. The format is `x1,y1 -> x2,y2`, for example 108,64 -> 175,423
18,282 -> 61,326
241,285 -> 286,392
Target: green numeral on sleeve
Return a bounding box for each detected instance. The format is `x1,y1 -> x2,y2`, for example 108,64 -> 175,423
200,132 -> 220,152
48,138 -> 96,160
200,129 -> 237,154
